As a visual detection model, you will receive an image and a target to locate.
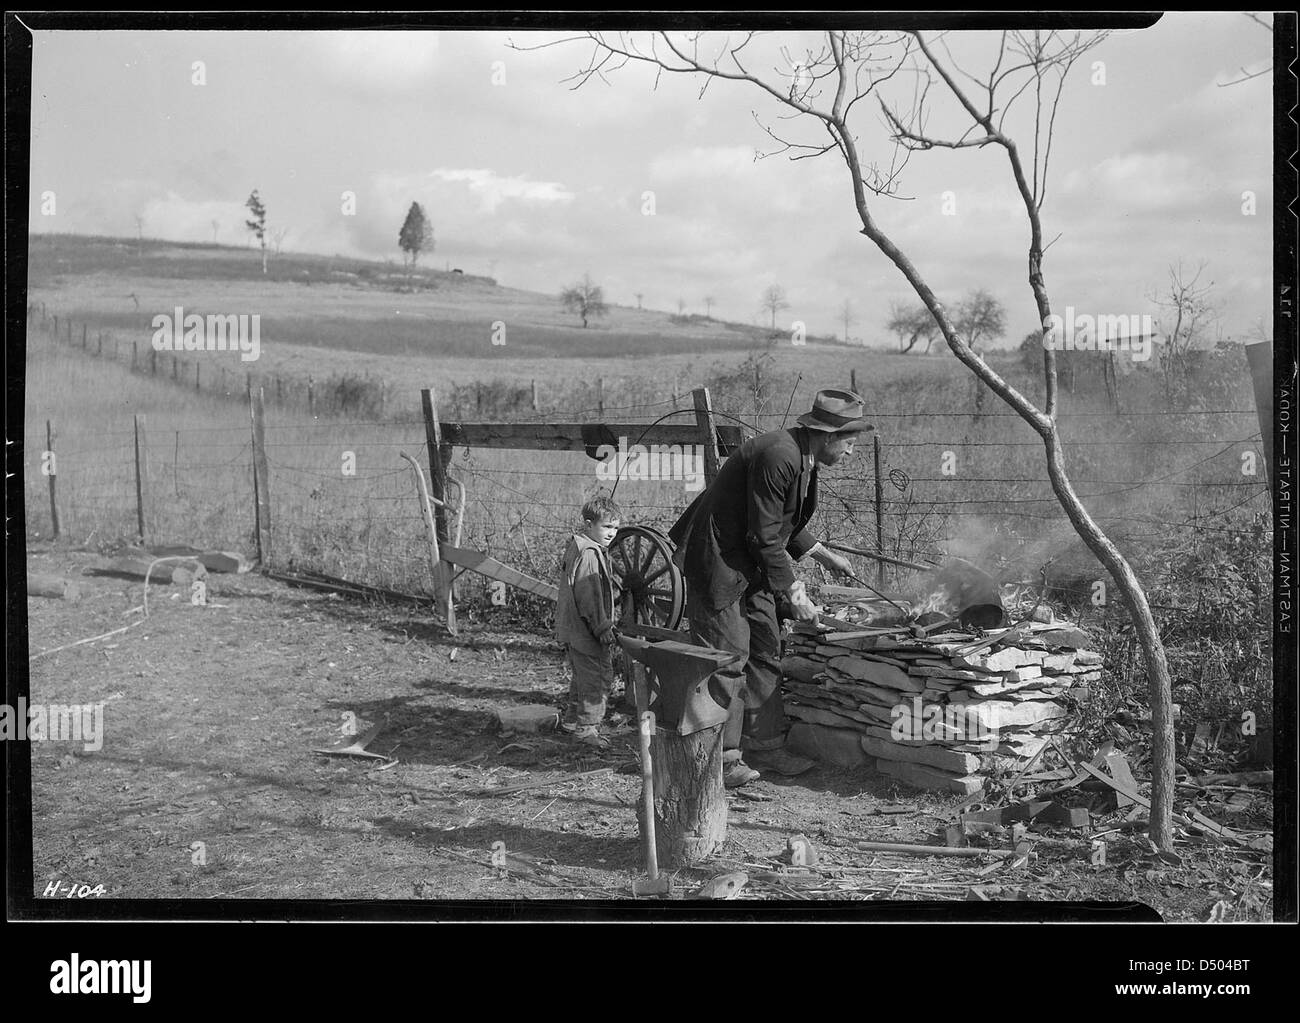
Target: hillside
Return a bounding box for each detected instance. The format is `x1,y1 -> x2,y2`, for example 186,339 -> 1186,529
26,232 -> 858,366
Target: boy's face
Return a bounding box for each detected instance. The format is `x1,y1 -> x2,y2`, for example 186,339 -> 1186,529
583,515 -> 620,547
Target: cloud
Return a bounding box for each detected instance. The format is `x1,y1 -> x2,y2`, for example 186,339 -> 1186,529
428,168 -> 574,214
1059,152 -> 1211,210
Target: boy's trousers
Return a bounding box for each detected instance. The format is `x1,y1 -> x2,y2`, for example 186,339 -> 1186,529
564,643 -> 615,727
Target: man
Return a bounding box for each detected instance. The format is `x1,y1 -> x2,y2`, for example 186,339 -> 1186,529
669,389 -> 870,788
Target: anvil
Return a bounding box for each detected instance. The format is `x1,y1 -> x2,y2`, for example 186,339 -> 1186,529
617,633 -> 743,735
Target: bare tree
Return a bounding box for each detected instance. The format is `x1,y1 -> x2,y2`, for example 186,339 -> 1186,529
840,298 -> 856,344
760,282 -> 789,329
887,301 -> 941,354
678,297 -> 687,315
635,291 -> 644,309
561,272 -> 608,328
704,295 -> 716,318
956,287 -> 1007,352
545,29 -> 1181,849
133,213 -> 144,256
270,226 -> 290,257
1147,259 -> 1219,401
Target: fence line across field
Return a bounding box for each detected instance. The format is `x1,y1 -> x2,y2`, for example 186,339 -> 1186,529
26,302 -> 1274,615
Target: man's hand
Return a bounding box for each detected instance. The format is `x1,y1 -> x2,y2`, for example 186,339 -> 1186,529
821,551 -> 855,580
808,543 -> 855,581
600,626 -> 620,648
786,583 -> 819,623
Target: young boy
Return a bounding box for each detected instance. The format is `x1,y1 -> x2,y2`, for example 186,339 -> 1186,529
555,495 -> 623,748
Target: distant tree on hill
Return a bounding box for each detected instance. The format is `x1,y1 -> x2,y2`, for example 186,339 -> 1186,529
760,283 -> 789,329
887,301 -> 940,353
398,202 -> 435,272
840,298 -> 856,344
704,295 -> 715,318
635,292 -> 643,309
677,297 -> 686,315
244,190 -> 268,274
210,219 -> 220,244
271,226 -> 290,257
561,273 -> 608,328
956,287 -> 1007,352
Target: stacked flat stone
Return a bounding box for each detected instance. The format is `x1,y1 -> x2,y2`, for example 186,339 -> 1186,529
781,600 -> 1100,794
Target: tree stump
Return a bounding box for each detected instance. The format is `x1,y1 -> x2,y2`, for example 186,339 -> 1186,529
644,723 -> 727,865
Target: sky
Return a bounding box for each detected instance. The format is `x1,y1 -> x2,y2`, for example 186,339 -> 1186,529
26,16 -> 1275,346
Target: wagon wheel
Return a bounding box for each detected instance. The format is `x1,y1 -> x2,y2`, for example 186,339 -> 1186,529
609,525 -> 684,630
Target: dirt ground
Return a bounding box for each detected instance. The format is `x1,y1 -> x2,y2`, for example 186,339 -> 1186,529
23,547 -> 1273,916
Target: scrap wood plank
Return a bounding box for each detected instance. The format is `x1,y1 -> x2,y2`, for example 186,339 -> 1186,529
960,800 -> 1086,827
1104,751 -> 1139,808
440,544 -> 558,602
1077,761 -> 1242,844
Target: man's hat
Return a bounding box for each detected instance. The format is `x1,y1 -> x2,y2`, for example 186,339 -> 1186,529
796,389 -> 873,434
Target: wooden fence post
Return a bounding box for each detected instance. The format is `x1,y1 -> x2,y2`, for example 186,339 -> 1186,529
873,434 -> 885,587
531,379 -> 539,413
275,375 -> 283,404
97,332 -> 103,356
307,376 -> 315,416
133,413 -> 150,543
421,387 -> 456,634
46,419 -> 60,540
131,339 -> 138,369
195,362 -> 201,391
150,346 -> 157,376
597,376 -> 605,416
851,367 -> 858,393
51,314 -> 58,338
692,386 -> 721,488
248,379 -> 271,566
172,355 -> 179,381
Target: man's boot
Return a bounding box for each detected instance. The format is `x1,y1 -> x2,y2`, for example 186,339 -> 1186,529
722,748 -> 760,788
747,746 -> 815,777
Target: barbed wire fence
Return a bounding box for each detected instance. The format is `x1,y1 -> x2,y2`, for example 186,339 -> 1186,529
25,303 -> 1272,647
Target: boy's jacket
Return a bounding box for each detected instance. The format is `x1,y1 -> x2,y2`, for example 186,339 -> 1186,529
555,531 -> 619,650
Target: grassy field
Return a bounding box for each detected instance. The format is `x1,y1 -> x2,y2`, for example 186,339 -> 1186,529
25,231 -> 1270,597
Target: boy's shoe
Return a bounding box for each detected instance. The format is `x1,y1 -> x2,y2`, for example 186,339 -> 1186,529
561,722 -> 611,750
